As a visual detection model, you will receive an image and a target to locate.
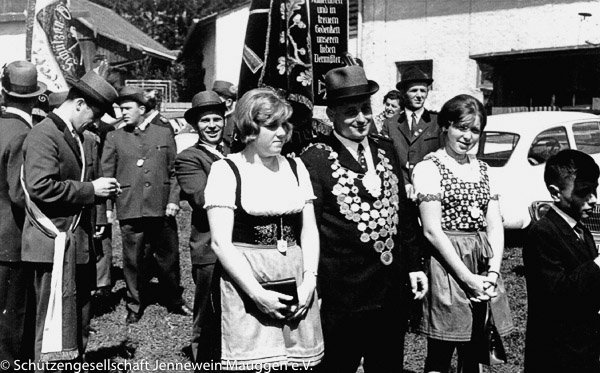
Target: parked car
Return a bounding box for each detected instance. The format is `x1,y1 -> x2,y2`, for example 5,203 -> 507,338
476,111 -> 600,239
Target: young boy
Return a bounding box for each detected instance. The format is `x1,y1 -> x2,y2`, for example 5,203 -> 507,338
523,149 -> 600,373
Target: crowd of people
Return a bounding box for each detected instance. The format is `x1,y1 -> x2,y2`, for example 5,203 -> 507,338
0,57 -> 598,373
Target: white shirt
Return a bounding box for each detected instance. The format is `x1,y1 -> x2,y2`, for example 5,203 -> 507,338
404,107 -> 425,131
5,107 -> 33,128
333,131 -> 375,171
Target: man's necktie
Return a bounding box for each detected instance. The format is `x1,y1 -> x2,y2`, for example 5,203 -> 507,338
411,112 -> 418,138
357,143 -> 368,171
574,222 -> 585,242
216,143 -> 224,155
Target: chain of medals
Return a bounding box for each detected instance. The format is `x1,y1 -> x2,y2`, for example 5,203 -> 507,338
309,143 -> 401,265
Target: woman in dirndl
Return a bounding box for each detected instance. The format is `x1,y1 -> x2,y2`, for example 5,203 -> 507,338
412,94 -> 514,373
203,88 -> 323,371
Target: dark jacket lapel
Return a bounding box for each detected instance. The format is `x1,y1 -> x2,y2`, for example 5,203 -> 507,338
324,134 -> 364,174
395,111 -> 413,143
48,112 -> 82,165
411,110 -> 433,142
546,208 -> 596,261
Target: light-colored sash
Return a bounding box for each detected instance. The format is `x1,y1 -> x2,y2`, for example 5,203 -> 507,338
20,132 -> 85,359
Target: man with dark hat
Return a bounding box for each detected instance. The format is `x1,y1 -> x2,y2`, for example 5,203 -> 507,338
101,86 -> 191,324
0,60 -> 45,370
300,65 -> 427,373
212,80 -> 238,150
21,70 -> 120,363
381,66 -> 441,200
174,90 -> 229,362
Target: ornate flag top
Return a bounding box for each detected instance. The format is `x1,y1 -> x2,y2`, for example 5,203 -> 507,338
27,0 -> 84,92
238,0 -> 314,120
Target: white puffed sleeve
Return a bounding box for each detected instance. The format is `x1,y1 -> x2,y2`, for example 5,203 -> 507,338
412,159 -> 443,197
203,159 -> 237,210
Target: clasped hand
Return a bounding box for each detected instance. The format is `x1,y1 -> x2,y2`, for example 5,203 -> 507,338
253,278 -> 316,321
465,273 -> 498,302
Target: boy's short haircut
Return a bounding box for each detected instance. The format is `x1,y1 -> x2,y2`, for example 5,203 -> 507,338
544,149 -> 600,190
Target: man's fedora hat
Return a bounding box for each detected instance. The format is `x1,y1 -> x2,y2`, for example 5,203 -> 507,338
48,91 -> 68,110
1,61 -> 47,98
184,91 -> 226,124
396,67 -> 433,90
212,80 -> 237,100
66,71 -> 118,117
116,86 -> 148,106
325,65 -> 379,102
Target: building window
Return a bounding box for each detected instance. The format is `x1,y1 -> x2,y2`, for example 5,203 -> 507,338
477,62 -> 494,90
395,60 -> 433,89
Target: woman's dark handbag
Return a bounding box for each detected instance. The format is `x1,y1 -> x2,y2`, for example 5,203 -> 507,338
475,302 -> 508,365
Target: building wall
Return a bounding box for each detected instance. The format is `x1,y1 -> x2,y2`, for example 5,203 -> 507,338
361,0 -> 600,113
214,5 -> 250,86
0,20 -> 26,67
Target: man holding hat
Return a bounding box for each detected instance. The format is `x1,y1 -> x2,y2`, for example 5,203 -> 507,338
300,65 -> 427,372
174,90 -> 229,362
381,66 -> 441,200
21,70 -> 121,363
0,60 -> 45,369
101,86 -> 191,324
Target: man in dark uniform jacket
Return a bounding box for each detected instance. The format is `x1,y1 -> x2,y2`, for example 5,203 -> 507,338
101,86 -> 191,324
524,149 -> 600,373
22,71 -> 120,364
300,65 -> 428,373
0,60 -> 45,370
174,90 -> 229,363
212,80 -> 238,150
381,67 -> 441,200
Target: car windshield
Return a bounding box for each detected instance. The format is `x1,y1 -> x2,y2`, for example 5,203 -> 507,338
476,131 -> 520,167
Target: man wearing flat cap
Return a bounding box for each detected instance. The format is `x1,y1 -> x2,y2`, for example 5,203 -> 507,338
300,65 -> 427,373
101,86 -> 191,324
0,60 -> 45,370
174,90 -> 229,362
381,66 -> 441,200
21,70 -> 121,363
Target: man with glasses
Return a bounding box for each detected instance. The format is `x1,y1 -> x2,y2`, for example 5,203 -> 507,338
21,70 -> 120,363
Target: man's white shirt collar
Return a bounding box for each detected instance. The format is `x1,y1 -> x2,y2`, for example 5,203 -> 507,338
5,107 -> 33,128
404,107 -> 425,130
333,131 -> 375,170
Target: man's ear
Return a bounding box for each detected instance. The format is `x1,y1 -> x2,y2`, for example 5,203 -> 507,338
140,105 -> 146,115
326,107 -> 335,123
548,184 -> 561,202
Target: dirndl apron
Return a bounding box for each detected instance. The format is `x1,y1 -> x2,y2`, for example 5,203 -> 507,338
419,230 -> 514,342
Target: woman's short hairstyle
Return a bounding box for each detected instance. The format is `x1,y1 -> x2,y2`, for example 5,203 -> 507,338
438,94 -> 487,131
234,88 -> 293,144
382,90 -> 402,104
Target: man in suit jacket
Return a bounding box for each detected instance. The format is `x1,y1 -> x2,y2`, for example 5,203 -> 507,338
524,149 -> 600,373
175,90 -> 229,363
101,86 -> 191,324
381,67 -> 442,199
300,65 -> 428,373
0,60 -> 46,370
22,71 -> 119,363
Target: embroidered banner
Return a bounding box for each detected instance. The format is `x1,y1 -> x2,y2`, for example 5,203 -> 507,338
26,0 -> 84,92
309,0 -> 348,105
238,0 -> 314,119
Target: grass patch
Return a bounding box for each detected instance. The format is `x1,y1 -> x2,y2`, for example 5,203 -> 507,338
87,207 -> 527,372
